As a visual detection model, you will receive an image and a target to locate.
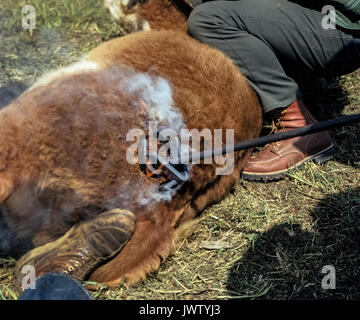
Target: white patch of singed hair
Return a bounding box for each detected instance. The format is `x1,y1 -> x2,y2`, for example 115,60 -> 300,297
29,58 -> 99,91
124,71 -> 185,132
122,71 -> 187,205
28,58 -> 185,205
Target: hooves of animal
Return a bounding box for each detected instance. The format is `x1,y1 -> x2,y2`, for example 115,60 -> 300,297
2,30 -> 261,287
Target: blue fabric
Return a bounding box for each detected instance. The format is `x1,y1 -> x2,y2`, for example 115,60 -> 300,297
18,273 -> 94,300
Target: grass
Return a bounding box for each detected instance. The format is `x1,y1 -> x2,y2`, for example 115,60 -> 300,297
0,0 -> 359,300
0,0 -> 124,93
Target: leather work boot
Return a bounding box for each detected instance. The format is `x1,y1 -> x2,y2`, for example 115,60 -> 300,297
242,100 -> 334,181
16,209 -> 136,285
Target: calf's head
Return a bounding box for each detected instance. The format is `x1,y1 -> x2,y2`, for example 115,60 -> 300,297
104,0 -> 193,33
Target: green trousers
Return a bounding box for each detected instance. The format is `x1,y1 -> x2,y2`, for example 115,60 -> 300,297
187,0 -> 360,113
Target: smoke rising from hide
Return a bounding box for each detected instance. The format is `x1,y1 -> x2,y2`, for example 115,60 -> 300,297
45,65 -> 187,210
0,60 -> 190,249
102,68 -> 188,208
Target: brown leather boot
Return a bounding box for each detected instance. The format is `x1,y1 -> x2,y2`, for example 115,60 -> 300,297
16,209 -> 136,284
242,100 -> 334,181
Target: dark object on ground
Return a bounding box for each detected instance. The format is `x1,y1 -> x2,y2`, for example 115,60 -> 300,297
18,273 -> 94,300
0,82 -> 27,109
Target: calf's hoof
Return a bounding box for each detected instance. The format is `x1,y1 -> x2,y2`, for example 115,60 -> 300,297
16,209 -> 136,286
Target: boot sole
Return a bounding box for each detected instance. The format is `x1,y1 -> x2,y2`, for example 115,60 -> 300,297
241,145 -> 335,182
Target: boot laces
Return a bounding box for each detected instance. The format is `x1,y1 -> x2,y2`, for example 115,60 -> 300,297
266,109 -> 287,151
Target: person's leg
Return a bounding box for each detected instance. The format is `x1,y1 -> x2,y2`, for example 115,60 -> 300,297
19,273 -> 94,300
187,0 -> 360,113
187,0 -> 360,181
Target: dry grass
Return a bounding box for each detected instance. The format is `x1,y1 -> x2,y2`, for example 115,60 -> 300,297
0,0 -> 359,300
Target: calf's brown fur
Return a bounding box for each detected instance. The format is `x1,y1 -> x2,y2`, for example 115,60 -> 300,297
104,0 -> 191,32
1,30 -> 262,286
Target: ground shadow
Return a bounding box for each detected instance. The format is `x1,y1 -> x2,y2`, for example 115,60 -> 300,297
225,187 -> 360,299
304,76 -> 360,168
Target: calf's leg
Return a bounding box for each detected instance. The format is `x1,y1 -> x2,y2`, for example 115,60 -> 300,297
89,153 -> 251,287
89,207 -> 185,286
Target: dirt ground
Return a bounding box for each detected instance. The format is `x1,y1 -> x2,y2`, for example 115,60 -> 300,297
0,0 -> 359,300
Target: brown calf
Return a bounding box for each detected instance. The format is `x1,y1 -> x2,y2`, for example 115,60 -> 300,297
1,32 -> 261,285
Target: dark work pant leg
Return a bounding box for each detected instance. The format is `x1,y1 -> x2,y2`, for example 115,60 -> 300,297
187,0 -> 360,113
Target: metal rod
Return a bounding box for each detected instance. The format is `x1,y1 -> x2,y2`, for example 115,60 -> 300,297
187,113 -> 360,163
